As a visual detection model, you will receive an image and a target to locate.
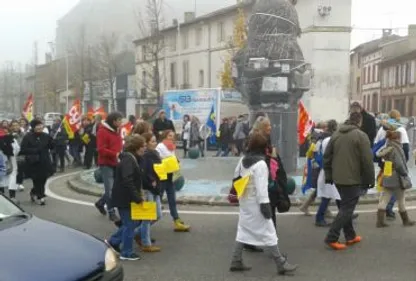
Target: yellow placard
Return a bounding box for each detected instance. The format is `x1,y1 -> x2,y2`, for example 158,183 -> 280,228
162,156 -> 180,173
130,202 -> 157,221
81,134 -> 90,144
153,163 -> 167,180
233,176 -> 250,198
383,161 -> 393,177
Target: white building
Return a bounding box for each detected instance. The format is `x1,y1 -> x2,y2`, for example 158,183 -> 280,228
133,0 -> 353,121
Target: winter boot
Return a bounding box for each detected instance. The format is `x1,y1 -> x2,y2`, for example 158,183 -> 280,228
399,211 -> 416,227
376,210 -> 389,228
276,257 -> 298,275
230,242 -> 251,272
174,219 -> 190,232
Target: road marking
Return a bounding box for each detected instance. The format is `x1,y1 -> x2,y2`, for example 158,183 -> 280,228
45,171 -> 416,216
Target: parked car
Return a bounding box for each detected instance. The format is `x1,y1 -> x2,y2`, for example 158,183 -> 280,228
0,195 -> 124,281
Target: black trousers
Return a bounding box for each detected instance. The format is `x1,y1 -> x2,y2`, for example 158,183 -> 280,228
53,146 -> 66,171
183,140 -> 188,157
31,176 -> 48,199
271,203 -> 278,229
84,144 -> 96,169
16,161 -> 26,185
326,185 -> 361,243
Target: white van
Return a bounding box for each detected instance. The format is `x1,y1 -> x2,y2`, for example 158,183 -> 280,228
44,112 -> 62,127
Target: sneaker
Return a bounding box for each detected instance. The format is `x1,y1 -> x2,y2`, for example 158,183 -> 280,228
230,261 -> 252,272
315,221 -> 331,227
346,236 -> 362,246
18,185 -> 25,192
326,241 -> 347,251
109,212 -> 119,222
39,198 -> 46,206
94,202 -> 107,216
104,240 -> 121,254
174,219 -> 190,232
120,253 -> 141,261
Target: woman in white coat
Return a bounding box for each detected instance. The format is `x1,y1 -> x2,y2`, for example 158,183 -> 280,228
230,132 -> 298,276
315,120 -> 340,227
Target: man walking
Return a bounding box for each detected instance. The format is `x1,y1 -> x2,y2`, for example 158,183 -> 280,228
323,112 -> 375,250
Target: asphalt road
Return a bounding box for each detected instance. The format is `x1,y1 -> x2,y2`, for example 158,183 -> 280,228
12,172 -> 416,281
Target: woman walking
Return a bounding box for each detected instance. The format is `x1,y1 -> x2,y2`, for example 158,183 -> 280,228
376,130 -> 415,228
20,119 -> 54,205
315,120 -> 341,227
106,135 -> 146,261
156,130 -> 190,232
229,132 -> 297,275
135,132 -> 163,252
7,121 -> 22,203
189,116 -> 204,157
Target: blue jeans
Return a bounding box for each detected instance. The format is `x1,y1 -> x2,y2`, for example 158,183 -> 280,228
69,143 -> 81,164
137,192 -> 162,246
387,196 -> 396,214
96,166 -> 115,213
109,208 -> 141,257
160,179 -> 179,221
316,198 -> 331,223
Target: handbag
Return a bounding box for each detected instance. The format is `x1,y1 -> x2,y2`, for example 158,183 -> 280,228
399,175 -> 412,190
271,180 -> 291,213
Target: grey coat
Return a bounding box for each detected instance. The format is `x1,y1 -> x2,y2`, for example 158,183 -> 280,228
377,140 -> 410,190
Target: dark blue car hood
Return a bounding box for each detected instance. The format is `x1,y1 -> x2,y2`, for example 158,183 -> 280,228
0,216 -> 108,281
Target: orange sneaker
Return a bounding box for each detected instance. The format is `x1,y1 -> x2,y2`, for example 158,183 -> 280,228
346,236 -> 362,246
327,242 -> 347,250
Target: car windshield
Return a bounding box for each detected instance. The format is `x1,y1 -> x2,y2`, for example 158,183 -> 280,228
0,195 -> 23,220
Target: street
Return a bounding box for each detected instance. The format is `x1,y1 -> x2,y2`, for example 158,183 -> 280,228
14,172 -> 416,281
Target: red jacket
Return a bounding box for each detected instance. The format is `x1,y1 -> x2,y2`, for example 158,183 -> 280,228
97,122 -> 123,167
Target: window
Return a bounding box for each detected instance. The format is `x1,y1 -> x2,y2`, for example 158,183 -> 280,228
217,22 -> 225,42
382,68 -> 388,88
396,64 -> 401,87
183,60 -> 190,85
374,64 -> 378,82
372,93 -> 378,113
356,77 -> 360,93
408,97 -> 414,117
382,99 -> 387,113
198,70 -> 204,87
195,27 -> 203,46
182,30 -> 189,49
141,46 -> 146,61
363,67 -> 367,84
411,61 -> 416,84
152,66 -> 159,91
170,62 -> 177,88
363,96 -> 367,110
402,63 -> 407,86
171,35 -> 177,52
367,66 -> 371,83
142,71 -> 147,89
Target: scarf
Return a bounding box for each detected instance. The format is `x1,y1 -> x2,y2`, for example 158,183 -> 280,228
163,139 -> 176,151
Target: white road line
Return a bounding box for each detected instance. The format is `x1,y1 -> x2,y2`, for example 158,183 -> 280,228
45,171 -> 416,216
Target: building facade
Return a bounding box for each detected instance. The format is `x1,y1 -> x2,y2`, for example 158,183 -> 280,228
133,0 -> 353,121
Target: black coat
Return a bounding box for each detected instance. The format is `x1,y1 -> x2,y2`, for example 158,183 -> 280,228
111,152 -> 143,209
267,154 -> 288,206
142,150 -> 162,195
153,118 -> 175,136
361,110 -> 377,146
83,123 -> 97,148
50,124 -> 68,147
20,132 -> 54,178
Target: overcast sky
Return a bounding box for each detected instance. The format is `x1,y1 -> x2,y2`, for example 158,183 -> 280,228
0,0 -> 415,66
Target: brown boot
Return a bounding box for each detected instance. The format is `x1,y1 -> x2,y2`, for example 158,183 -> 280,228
376,210 -> 389,228
399,211 -> 416,227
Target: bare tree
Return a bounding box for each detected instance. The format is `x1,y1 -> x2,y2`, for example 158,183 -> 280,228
95,33 -> 120,111
135,0 -> 166,105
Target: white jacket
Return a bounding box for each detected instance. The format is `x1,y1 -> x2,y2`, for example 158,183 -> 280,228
156,142 -> 175,159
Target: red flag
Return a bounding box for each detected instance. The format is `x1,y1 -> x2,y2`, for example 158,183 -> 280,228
63,100 -> 82,139
297,101 -> 314,145
120,123 -> 133,140
22,93 -> 34,121
87,106 -> 107,120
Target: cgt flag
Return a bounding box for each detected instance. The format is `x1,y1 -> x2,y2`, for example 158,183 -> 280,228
297,101 -> 314,145
22,93 -> 34,122
63,99 -> 82,139
87,106 -> 107,120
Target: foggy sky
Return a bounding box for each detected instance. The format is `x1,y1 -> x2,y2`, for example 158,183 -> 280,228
0,0 -> 415,66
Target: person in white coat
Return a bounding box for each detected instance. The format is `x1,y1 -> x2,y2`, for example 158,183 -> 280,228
315,120 -> 341,227
7,137 -> 20,203
181,115 -> 191,158
230,132 -> 298,275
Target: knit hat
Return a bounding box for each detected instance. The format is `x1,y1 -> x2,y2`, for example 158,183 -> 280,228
30,119 -> 43,129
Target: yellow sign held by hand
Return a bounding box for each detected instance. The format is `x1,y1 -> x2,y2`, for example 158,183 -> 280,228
162,156 -> 180,173
153,163 -> 167,180
233,175 -> 250,198
383,161 -> 393,177
130,202 -> 157,221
